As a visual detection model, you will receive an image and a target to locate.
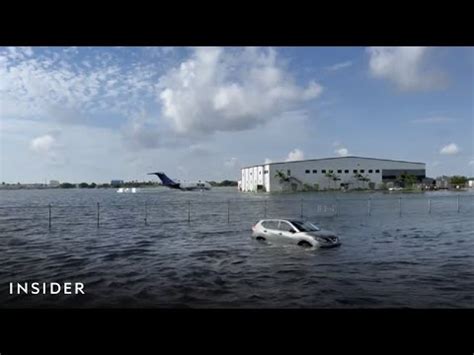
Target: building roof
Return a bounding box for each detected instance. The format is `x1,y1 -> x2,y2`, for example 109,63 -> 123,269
242,156 -> 425,170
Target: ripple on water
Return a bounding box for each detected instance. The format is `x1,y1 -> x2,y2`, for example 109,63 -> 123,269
1,189 -> 473,308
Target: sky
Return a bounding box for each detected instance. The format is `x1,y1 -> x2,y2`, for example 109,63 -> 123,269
0,46 -> 473,183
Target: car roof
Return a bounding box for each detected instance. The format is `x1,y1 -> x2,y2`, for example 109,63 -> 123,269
259,219 -> 298,223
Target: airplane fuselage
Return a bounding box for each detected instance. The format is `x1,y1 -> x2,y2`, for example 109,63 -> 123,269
177,181 -> 212,191
148,172 -> 212,191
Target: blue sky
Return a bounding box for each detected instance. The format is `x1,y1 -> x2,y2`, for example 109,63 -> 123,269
0,46 -> 472,183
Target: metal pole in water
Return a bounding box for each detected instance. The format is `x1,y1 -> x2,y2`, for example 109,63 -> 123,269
399,197 -> 402,217
457,194 -> 460,213
335,197 -> 338,217
48,204 -> 52,229
367,198 -> 371,216
97,202 -> 100,228
187,200 -> 191,223
428,198 -> 431,214
300,198 -> 303,219
144,201 -> 148,226
264,199 -> 267,218
227,200 -> 230,223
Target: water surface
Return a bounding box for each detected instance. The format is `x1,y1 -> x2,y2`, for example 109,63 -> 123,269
0,188 -> 473,308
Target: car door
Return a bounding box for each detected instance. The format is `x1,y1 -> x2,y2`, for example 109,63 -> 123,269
260,220 -> 281,239
277,221 -> 298,241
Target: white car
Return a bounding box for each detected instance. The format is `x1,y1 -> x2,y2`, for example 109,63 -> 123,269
251,219 -> 341,248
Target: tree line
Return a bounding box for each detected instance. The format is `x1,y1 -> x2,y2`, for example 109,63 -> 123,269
57,180 -> 238,188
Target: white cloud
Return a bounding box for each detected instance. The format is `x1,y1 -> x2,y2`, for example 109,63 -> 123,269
440,143 -> 460,155
30,134 -> 56,153
326,61 -> 352,71
224,157 -> 238,168
333,141 -> 349,156
0,48 -> 158,121
335,147 -> 349,156
158,47 -> 323,135
285,148 -> 304,162
411,116 -> 455,124
367,47 -> 445,91
468,160 -> 474,166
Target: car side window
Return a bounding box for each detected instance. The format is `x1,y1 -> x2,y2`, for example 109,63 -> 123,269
262,221 -> 279,230
278,221 -> 295,232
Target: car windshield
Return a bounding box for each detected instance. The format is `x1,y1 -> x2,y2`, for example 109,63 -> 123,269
290,220 -> 320,232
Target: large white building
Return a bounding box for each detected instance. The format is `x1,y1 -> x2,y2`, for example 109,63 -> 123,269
239,156 -> 426,192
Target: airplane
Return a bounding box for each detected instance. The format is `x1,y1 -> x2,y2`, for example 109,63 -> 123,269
148,172 -> 212,191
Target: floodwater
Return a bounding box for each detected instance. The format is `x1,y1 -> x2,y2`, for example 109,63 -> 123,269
0,188 -> 473,308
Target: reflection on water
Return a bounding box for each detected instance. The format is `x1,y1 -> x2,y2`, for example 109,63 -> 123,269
0,188 -> 473,308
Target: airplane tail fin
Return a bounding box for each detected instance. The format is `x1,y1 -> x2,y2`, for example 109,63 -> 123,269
148,172 -> 180,188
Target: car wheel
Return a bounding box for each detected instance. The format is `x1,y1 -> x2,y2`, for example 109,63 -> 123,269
297,240 -> 312,248
256,236 -> 266,241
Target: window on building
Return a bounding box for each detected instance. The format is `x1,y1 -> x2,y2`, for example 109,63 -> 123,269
329,170 -> 333,173
322,169 -> 326,174
344,170 -> 349,173
375,169 -> 380,173
360,169 -> 365,173
264,170 -> 268,174
337,170 -> 342,174
312,170 -> 317,174
287,170 -> 291,176
305,170 -> 310,174
369,169 -> 373,173
259,171 -> 262,175
353,170 -> 358,173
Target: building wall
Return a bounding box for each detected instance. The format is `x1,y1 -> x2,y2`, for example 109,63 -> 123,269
240,157 -> 425,192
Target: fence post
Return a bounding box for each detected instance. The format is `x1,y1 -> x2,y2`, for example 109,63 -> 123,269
97,202 -> 100,228
367,198 -> 371,216
48,203 -> 52,229
457,194 -> 460,213
264,199 -> 267,218
399,197 -> 402,217
144,201 -> 148,226
227,200 -> 230,223
428,198 -> 431,214
300,198 -> 303,219
187,200 -> 191,223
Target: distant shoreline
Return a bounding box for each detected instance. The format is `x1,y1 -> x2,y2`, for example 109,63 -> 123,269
1,186 -> 471,193
0,180 -> 239,190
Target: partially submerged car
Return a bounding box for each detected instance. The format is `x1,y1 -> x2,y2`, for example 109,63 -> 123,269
251,219 -> 341,248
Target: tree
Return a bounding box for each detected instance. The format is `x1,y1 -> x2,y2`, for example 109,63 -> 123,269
89,182 -> 97,188
450,176 -> 467,187
360,175 -> 370,189
352,173 -> 370,189
275,170 -> 290,183
78,182 -> 89,188
60,183 -> 76,188
219,180 -> 238,186
352,173 -> 362,188
325,172 -> 335,189
398,173 -> 417,188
